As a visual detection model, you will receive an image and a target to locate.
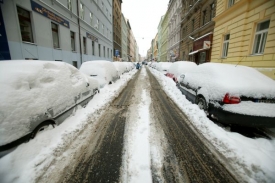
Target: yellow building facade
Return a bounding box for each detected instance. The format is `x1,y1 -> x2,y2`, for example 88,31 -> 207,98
211,0 -> 275,79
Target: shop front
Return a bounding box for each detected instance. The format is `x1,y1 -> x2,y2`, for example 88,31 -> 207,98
189,32 -> 213,64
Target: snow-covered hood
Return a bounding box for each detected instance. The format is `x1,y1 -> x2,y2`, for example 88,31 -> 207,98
182,63 -> 275,101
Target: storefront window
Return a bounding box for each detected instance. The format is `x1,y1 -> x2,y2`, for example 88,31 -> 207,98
17,7 -> 34,43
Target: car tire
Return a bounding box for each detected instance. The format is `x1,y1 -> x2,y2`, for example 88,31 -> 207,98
196,96 -> 207,111
31,121 -> 55,139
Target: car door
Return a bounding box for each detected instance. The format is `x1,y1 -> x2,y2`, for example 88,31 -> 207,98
178,79 -> 197,103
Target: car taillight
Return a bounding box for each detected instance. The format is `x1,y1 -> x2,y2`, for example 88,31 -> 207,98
223,93 -> 241,104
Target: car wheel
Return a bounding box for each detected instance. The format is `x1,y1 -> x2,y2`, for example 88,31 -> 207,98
196,97 -> 207,111
31,121 -> 55,139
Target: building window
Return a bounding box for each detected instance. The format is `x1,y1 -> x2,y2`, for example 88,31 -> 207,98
95,19 -> 99,30
102,24 -> 104,34
67,0 -> 72,11
98,44 -> 101,57
202,10 -> 206,25
228,0 -> 234,8
70,31 -> 75,51
92,41 -> 95,55
80,3 -> 84,19
90,12 -> 93,26
107,48 -> 109,58
102,2 -> 104,9
17,7 -> 34,43
222,34 -> 230,58
253,20 -> 270,55
210,3 -> 215,20
72,61 -> 78,68
103,46 -> 105,57
51,22 -> 60,48
83,37 -> 87,54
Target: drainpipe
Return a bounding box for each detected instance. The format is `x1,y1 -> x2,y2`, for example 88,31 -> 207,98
76,0 -> 83,65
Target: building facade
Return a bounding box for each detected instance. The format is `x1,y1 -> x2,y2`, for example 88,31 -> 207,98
157,16 -> 163,61
180,0 -> 216,64
121,13 -> 127,61
112,0 -> 122,61
160,12 -> 169,62
0,0 -> 113,67
168,0 -> 182,62
153,34 -> 158,61
211,0 -> 275,79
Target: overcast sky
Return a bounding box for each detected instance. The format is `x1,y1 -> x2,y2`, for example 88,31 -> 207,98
122,0 -> 169,57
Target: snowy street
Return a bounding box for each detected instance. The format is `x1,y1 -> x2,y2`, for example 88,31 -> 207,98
0,66 -> 275,183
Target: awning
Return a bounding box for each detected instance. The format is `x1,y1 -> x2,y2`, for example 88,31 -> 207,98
188,50 -> 199,55
189,48 -> 210,55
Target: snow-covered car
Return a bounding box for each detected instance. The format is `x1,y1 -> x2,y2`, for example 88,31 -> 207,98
178,63 -> 275,127
113,62 -> 128,75
156,62 -> 173,74
0,61 -> 99,151
80,60 -> 119,88
165,61 -> 197,83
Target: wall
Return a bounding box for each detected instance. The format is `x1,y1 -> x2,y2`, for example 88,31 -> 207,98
212,0 -> 275,79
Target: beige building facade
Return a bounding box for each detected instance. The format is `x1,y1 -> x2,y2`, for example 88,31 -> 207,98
211,0 -> 275,79
161,12 -> 169,62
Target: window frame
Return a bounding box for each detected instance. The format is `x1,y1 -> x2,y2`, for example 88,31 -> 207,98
98,44 -> 101,57
228,0 -> 234,8
17,6 -> 34,43
252,20 -> 270,55
222,34 -> 230,58
83,37 -> 87,54
80,3 -> 84,19
70,31 -> 76,51
51,22 -> 60,48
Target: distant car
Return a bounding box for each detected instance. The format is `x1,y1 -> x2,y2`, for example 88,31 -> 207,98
178,63 -> 275,127
156,62 -> 173,74
165,61 -> 197,83
0,61 -> 99,151
80,60 -> 119,88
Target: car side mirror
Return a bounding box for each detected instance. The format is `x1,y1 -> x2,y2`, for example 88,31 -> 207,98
86,83 -> 89,87
180,74 -> 185,79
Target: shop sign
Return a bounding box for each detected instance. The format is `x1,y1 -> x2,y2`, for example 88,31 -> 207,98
86,32 -> 98,42
31,0 -> 70,28
115,50 -> 119,57
193,33 -> 212,51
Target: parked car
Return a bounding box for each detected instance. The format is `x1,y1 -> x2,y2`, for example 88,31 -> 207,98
156,62 -> 173,74
177,63 -> 275,127
80,60 -> 119,88
165,61 -> 197,83
0,61 -> 99,151
113,62 -> 128,75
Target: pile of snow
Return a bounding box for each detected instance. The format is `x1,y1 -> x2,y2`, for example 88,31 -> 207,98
0,61 -> 98,146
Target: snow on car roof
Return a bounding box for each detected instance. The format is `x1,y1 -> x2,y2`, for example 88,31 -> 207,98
113,62 -> 127,75
168,61 -> 197,77
0,60 -> 98,146
184,63 -> 275,100
80,60 -> 118,78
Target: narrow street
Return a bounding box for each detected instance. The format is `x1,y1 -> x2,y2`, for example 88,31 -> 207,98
58,67 -> 238,183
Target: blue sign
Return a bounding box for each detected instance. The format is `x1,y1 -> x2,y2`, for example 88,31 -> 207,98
31,0 -> 70,28
115,50 -> 120,57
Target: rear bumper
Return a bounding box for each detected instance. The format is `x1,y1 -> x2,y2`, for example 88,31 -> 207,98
208,103 -> 275,128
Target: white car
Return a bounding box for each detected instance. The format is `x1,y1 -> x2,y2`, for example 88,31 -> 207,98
0,61 -> 99,151
178,63 -> 275,127
165,61 -> 197,83
80,60 -> 119,88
